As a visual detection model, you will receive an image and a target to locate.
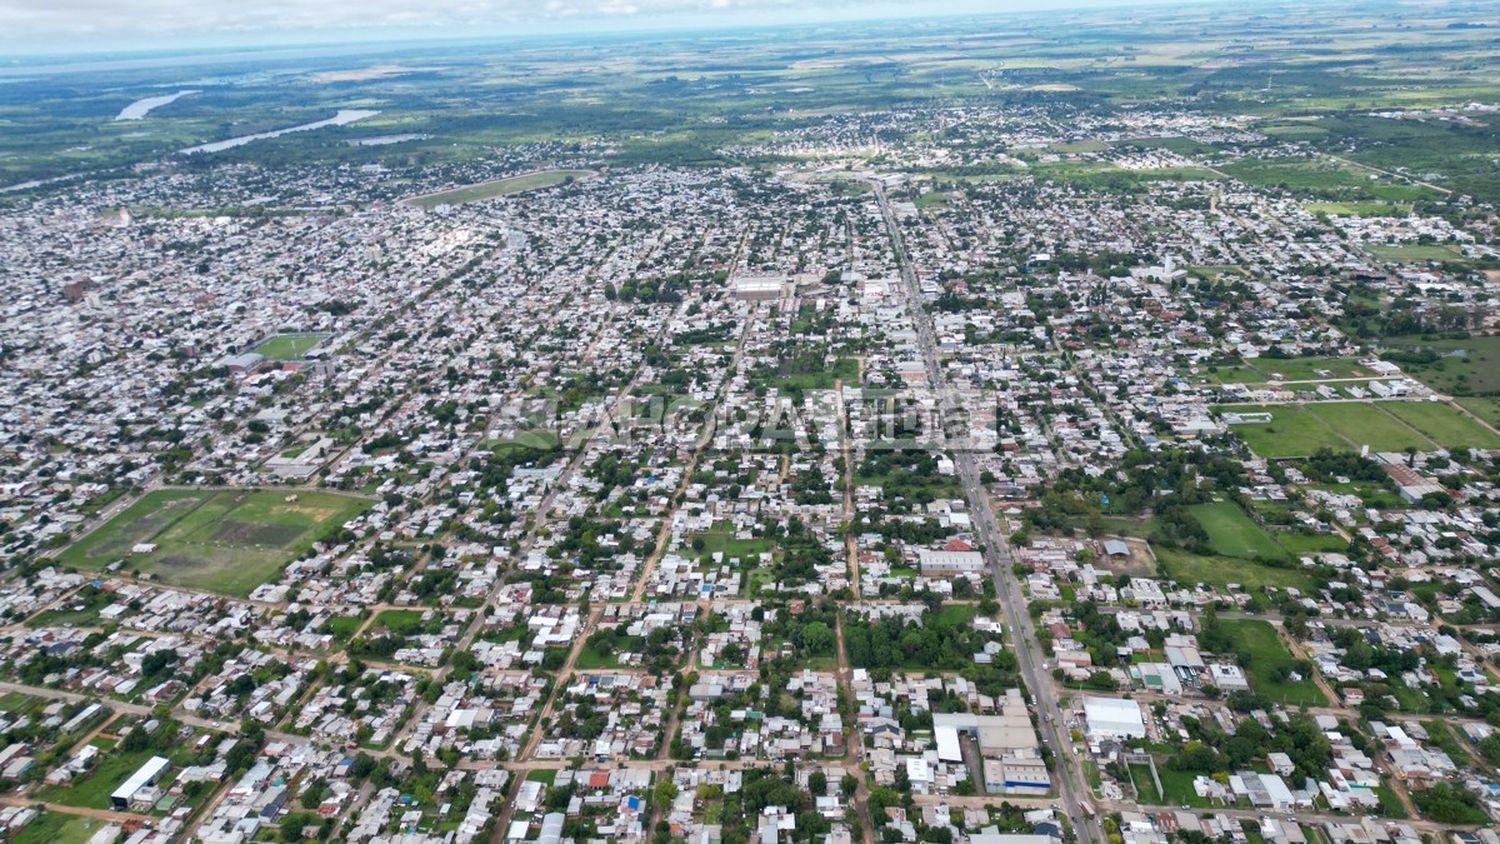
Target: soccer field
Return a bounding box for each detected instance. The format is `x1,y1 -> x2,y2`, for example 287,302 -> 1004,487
404,169 -> 595,208
1190,501 -> 1286,562
58,488 -> 373,596
253,333 -> 328,360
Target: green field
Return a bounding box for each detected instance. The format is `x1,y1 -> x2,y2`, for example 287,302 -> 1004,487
1384,334 -> 1500,397
1191,502 -> 1286,562
1457,397 -> 1500,428
1304,201 -> 1406,217
37,748 -> 160,810
57,489 -> 373,596
1365,243 -> 1465,264
1154,547 -> 1314,592
1380,401 -> 1500,450
1218,405 -> 1348,458
10,812 -> 110,844
1304,403 -> 1433,452
405,169 -> 594,208
252,333 -> 328,360
1223,399 -> 1498,456
1219,619 -> 1328,706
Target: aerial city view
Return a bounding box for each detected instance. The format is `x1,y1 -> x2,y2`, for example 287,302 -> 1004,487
2,0 -> 1500,842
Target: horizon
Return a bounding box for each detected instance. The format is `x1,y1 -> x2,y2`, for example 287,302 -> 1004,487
2,0 -> 1216,59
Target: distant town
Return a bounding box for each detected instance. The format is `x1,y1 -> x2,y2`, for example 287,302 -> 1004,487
2,3 -> 1500,844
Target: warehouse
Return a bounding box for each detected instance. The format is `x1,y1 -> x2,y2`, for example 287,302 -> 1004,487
1082,696 -> 1146,740
111,755 -> 170,810
917,548 -> 986,575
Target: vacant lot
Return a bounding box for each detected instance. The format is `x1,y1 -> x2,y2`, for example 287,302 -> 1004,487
59,489 -> 373,596
11,812 -> 110,844
1154,548 -> 1314,592
253,332 -> 328,360
1384,334 -> 1500,396
1191,502 -> 1285,562
1218,619 -> 1328,706
405,168 -> 594,208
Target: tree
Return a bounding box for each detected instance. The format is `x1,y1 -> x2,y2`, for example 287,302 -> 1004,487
801,622 -> 836,656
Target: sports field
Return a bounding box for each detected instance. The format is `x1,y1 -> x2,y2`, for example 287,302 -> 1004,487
1306,402 -> 1431,452
1218,405 -> 1346,458
1365,243 -> 1465,264
1191,502 -> 1285,562
253,332 -> 328,360
1220,400 -> 1495,457
58,488 -> 373,595
1380,401 -> 1500,450
404,168 -> 594,208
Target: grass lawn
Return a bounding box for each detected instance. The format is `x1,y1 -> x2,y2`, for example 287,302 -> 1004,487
252,333 -> 327,360
37,748 -> 159,810
0,692 -> 43,714
325,613 -> 366,641
406,169 -> 594,207
691,525 -> 776,562
1380,401 -> 1500,450
1246,357 -> 1372,382
1305,201 -> 1406,216
1191,502 -> 1286,562
743,568 -> 778,596
1154,548 -> 1314,592
1457,397 -> 1500,428
1365,243 -> 1465,264
1129,764 -> 1161,803
1217,405 -> 1349,458
1384,333 -> 1500,396
1219,619 -> 1328,706
11,812 -> 111,844
1156,766 -> 1213,807
1304,403 -> 1434,452
58,488 -> 373,596
1374,781 -> 1409,819
574,636 -> 645,669
1274,531 -> 1349,555
774,356 -> 859,391
373,609 -> 426,635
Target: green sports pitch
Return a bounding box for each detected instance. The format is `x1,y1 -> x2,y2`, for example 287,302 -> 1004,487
57,488 -> 373,596
252,333 -> 328,361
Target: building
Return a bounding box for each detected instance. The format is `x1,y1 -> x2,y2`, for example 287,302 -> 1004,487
111,755 -> 169,809
731,275 -> 787,301
917,548 -> 986,576
1083,696 -> 1146,740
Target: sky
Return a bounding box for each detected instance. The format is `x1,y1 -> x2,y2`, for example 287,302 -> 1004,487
0,0 -> 1184,56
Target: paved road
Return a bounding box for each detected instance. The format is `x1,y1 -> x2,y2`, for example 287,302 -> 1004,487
872,181 -> 1099,844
